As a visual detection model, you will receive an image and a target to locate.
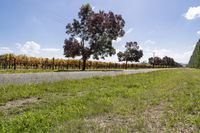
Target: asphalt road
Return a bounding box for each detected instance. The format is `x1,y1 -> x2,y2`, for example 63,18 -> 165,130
0,69 -> 162,84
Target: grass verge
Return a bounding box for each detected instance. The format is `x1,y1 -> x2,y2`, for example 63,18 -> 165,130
0,69 -> 200,132
0,69 -> 125,74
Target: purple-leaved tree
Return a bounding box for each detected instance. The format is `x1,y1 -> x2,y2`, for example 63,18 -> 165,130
64,4 -> 125,70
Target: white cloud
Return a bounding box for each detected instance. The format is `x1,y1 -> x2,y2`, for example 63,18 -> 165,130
16,43 -> 22,49
19,41 -> 41,55
41,48 -> 61,52
144,40 -> 156,45
142,47 -> 170,60
92,6 -> 95,10
0,47 -> 13,54
172,50 -> 193,64
140,43 -> 194,64
197,31 -> 200,35
140,39 -> 195,63
88,39 -> 194,64
16,41 -> 62,58
113,37 -> 122,43
183,50 -> 193,56
126,28 -> 133,34
184,6 -> 200,20
153,49 -> 170,53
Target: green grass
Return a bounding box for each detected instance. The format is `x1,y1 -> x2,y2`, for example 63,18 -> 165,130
0,69 -> 125,74
0,69 -> 200,132
0,69 -> 57,74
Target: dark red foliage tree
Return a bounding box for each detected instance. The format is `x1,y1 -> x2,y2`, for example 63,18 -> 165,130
148,56 -> 181,68
148,56 -> 162,67
117,42 -> 143,69
162,56 -> 175,67
64,4 -> 125,70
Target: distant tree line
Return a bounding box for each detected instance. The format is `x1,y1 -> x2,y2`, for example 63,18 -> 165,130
188,39 -> 200,68
148,56 -> 182,68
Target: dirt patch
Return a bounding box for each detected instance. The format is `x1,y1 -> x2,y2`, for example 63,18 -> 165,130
84,115 -> 137,132
85,115 -> 132,128
143,102 -> 166,132
143,102 -> 197,133
0,97 -> 40,110
84,103 -> 167,132
172,122 -> 197,133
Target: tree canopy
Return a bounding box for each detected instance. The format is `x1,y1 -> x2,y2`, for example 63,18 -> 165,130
64,4 -> 125,70
148,56 -> 182,67
117,42 -> 143,68
148,56 -> 162,67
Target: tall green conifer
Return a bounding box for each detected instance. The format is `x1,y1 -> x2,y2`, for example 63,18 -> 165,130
188,39 -> 200,68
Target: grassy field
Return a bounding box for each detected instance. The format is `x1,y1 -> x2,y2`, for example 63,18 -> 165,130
0,69 -> 200,132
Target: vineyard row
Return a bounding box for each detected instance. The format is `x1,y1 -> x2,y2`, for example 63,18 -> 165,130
0,54 -> 154,70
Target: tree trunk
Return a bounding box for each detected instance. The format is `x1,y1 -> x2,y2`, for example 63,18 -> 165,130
14,58 -> 16,70
52,57 -> 55,70
125,61 -> 128,69
82,59 -> 86,71
153,58 -> 155,68
79,60 -> 81,70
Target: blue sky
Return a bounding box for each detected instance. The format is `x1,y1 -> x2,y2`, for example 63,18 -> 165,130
0,0 -> 200,63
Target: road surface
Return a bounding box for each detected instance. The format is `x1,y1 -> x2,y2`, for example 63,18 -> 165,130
0,69 -> 162,84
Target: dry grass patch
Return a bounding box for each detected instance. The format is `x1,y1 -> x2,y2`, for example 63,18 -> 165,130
0,97 -> 40,110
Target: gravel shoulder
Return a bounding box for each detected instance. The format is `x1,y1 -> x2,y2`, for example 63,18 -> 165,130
0,69 -> 162,84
